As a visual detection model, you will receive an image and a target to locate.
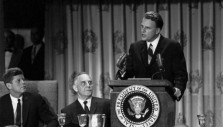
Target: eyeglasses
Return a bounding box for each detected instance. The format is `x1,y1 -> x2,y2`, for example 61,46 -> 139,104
79,81 -> 93,87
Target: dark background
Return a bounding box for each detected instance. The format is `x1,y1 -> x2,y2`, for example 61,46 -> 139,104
3,0 -> 45,28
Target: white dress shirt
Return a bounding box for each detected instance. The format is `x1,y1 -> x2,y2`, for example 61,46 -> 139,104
10,94 -> 23,123
78,97 -> 92,111
146,34 -> 160,54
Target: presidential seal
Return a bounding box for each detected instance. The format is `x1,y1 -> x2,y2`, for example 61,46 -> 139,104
115,85 -> 160,127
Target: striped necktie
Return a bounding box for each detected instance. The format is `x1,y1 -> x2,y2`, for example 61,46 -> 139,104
148,44 -> 153,64
32,46 -> 37,63
84,101 -> 90,114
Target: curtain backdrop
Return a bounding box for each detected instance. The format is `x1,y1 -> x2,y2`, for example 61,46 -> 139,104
45,0 -> 223,126
0,0 -> 5,79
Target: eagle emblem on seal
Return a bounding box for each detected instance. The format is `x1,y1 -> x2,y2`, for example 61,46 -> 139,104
127,96 -> 149,119
115,85 -> 160,127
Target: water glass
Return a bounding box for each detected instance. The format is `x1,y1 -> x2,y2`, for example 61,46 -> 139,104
197,114 -> 205,127
77,114 -> 88,127
58,113 -> 66,127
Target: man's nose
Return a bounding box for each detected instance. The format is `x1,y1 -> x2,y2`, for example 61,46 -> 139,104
85,82 -> 92,87
21,80 -> 25,85
86,82 -> 91,87
141,27 -> 145,33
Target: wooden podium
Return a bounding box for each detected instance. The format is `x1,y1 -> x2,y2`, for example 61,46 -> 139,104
109,79 -> 176,127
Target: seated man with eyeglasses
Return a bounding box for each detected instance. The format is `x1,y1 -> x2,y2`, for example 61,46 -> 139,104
61,72 -> 110,127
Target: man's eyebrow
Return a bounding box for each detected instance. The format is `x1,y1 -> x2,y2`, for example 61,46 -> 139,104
80,80 -> 92,83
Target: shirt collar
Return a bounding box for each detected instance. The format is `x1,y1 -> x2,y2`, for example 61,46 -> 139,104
10,94 -> 23,115
78,97 -> 92,109
10,94 -> 23,101
33,43 -> 42,53
146,34 -> 160,53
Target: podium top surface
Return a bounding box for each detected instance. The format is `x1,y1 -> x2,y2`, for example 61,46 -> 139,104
109,79 -> 172,88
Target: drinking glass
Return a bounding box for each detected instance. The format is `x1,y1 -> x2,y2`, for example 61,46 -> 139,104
88,114 -> 106,127
57,113 -> 66,127
197,114 -> 205,127
77,114 -> 88,127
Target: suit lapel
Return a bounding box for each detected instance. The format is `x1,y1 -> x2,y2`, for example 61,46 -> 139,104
76,100 -> 85,114
5,94 -> 15,124
154,36 -> 165,55
90,97 -> 97,114
35,43 -> 44,58
150,36 -> 165,65
72,101 -> 85,124
22,93 -> 31,125
139,41 -> 149,67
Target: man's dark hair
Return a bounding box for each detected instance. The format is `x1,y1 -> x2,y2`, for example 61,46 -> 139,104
4,30 -> 15,51
3,67 -> 23,85
4,29 -> 15,39
144,11 -> 164,30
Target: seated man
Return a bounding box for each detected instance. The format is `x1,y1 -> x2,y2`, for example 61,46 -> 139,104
61,72 -> 110,127
0,67 -> 58,127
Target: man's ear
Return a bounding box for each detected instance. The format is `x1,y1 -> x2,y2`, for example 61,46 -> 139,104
73,84 -> 78,92
156,28 -> 161,34
6,83 -> 12,90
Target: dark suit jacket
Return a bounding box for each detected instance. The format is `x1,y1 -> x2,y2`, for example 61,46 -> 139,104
0,92 -> 58,127
19,43 -> 45,80
61,97 -> 110,127
8,50 -> 23,68
124,35 -> 188,100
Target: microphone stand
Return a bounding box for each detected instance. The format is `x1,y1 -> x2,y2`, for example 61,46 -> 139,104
159,68 -> 164,80
156,54 -> 164,80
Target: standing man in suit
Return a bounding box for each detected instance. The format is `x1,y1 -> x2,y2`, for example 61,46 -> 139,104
123,11 -> 188,101
8,34 -> 25,69
61,72 -> 110,127
4,30 -> 15,71
19,27 -> 45,80
0,67 -> 58,127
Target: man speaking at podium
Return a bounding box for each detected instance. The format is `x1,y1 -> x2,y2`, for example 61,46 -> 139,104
118,11 -> 188,101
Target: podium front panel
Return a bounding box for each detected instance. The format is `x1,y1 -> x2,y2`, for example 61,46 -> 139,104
109,80 -> 176,127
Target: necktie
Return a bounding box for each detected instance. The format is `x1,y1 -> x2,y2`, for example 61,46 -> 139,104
16,99 -> 21,126
32,46 -> 36,63
148,44 -> 153,64
83,101 -> 90,114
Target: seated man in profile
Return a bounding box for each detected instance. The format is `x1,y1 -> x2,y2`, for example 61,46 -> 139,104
61,72 -> 110,127
0,67 -> 58,127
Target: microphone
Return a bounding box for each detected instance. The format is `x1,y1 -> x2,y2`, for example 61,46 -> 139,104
116,53 -> 128,79
156,54 -> 163,69
116,53 -> 127,69
156,53 -> 164,79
